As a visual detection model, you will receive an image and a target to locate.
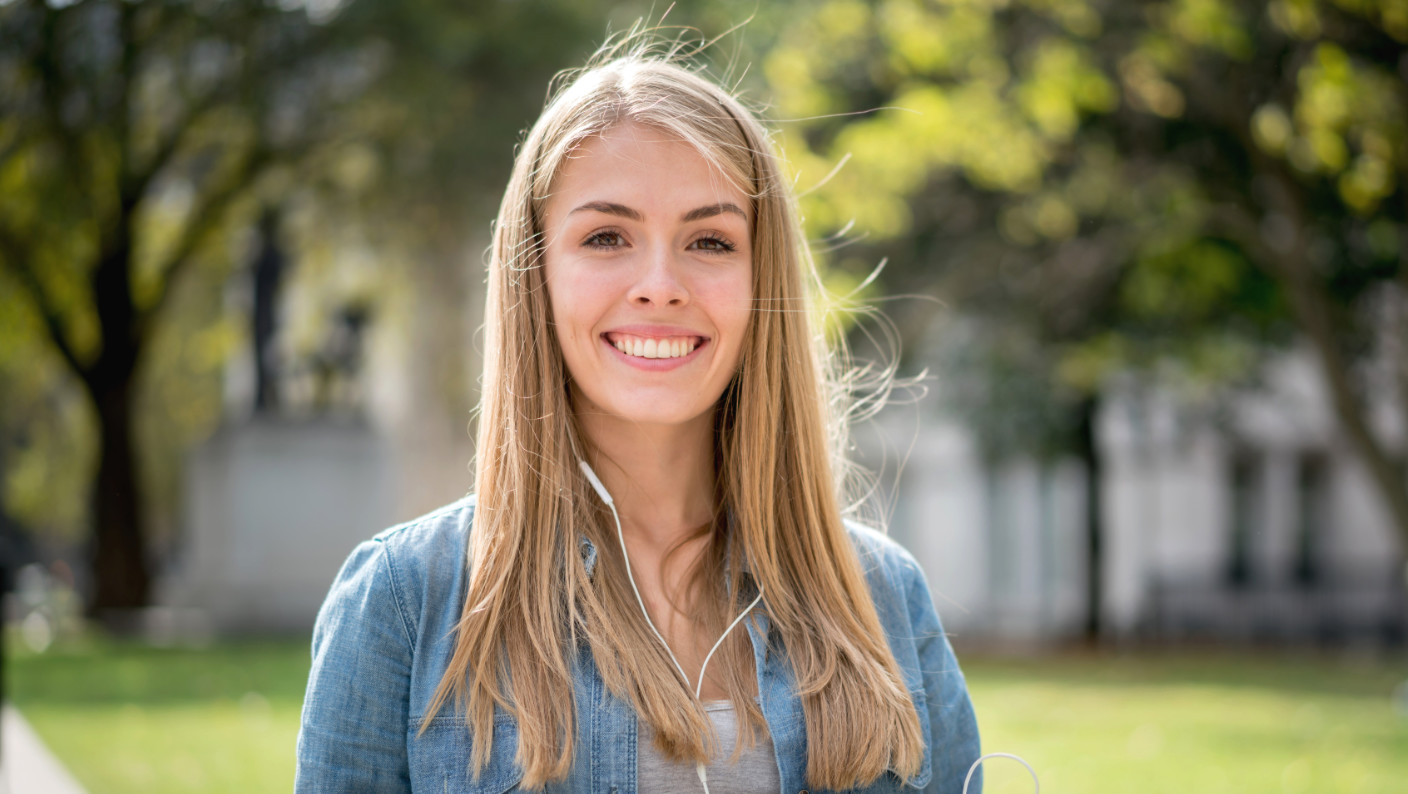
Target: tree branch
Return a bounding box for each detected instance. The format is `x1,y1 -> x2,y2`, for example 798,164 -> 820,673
0,132 -> 29,175
33,2 -> 88,192
114,0 -> 135,196
137,143 -> 274,339
1269,177 -> 1408,547
1210,129 -> 1408,545
1397,229 -> 1408,465
122,9 -> 342,216
0,220 -> 88,380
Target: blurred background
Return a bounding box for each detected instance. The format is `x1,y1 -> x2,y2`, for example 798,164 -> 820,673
1,0 -> 1405,791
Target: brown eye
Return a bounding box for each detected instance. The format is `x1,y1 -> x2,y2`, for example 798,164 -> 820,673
691,235 -> 736,254
584,231 -> 625,248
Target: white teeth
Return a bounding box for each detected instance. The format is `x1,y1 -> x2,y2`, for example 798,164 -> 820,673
611,335 -> 698,360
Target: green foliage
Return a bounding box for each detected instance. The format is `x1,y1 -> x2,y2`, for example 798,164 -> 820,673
0,0 -> 382,551
0,292 -> 93,540
933,315 -> 1089,461
763,0 -> 1405,475
0,0 -> 693,548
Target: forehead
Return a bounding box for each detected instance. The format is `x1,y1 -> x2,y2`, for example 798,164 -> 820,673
543,122 -> 752,222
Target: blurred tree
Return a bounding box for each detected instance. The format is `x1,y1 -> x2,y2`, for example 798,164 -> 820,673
288,0 -> 623,437
0,0 -> 750,618
766,0 -> 1407,635
0,0 -> 405,617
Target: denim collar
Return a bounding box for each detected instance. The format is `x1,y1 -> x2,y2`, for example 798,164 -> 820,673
579,535 -> 599,578
576,518 -> 756,594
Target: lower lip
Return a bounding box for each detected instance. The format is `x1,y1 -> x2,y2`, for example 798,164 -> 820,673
603,337 -> 706,371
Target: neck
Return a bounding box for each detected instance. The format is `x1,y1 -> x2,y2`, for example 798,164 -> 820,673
575,404 -> 717,553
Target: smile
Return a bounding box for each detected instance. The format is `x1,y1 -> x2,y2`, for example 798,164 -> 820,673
604,333 -> 703,360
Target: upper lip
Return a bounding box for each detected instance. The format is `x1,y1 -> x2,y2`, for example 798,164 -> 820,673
601,324 -> 709,340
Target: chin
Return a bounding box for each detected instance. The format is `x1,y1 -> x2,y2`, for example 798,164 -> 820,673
609,407 -> 711,428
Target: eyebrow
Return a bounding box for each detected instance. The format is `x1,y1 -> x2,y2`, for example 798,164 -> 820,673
570,201 -> 643,221
569,201 -> 748,223
682,202 -> 748,222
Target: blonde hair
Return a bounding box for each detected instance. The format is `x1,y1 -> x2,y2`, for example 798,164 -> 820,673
424,33 -> 925,790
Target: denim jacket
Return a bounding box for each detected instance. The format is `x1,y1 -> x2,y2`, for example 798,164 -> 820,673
295,496 -> 983,793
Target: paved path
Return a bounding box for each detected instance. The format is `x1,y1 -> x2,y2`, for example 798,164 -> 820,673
2,705 -> 88,794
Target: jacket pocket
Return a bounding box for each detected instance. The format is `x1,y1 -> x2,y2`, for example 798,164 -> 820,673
410,713 -> 524,793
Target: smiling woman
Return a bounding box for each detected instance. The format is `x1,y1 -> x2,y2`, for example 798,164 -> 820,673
295,29 -> 982,794
542,122 -> 753,436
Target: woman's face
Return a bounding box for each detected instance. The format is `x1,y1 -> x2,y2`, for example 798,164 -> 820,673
540,121 -> 753,432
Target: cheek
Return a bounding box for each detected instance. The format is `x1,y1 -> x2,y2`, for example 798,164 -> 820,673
698,274 -> 753,362
543,262 -> 603,343
705,271 -> 753,328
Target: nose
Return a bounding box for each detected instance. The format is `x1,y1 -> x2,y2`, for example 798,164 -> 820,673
626,244 -> 689,307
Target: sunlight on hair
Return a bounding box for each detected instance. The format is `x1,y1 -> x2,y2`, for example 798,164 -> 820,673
422,17 -> 937,790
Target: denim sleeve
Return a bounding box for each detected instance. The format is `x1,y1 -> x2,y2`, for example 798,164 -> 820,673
296,539 -> 414,792
905,559 -> 983,794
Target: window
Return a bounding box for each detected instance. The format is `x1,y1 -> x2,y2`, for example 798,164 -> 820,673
1227,452 -> 1258,588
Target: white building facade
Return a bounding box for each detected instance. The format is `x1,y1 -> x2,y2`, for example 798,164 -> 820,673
865,347 -> 1408,645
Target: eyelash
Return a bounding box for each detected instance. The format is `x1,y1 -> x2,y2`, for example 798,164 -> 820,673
583,231 -> 626,249
691,234 -> 736,254
581,230 -> 737,254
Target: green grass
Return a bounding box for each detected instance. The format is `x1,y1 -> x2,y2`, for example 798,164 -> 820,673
965,651 -> 1408,794
8,634 -> 311,794
8,637 -> 1408,793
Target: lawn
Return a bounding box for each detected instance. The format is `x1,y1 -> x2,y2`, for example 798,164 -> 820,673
8,635 -> 311,793
8,637 -> 1408,793
965,651 -> 1408,794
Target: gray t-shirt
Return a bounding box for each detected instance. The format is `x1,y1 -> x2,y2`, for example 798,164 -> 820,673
637,701 -> 780,793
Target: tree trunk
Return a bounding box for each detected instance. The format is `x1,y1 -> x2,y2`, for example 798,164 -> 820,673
84,213 -> 149,618
1074,394 -> 1104,643
1275,240 -> 1408,554
87,376 -> 150,616
1256,175 -> 1408,555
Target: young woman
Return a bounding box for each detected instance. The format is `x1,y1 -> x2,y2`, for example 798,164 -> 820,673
296,38 -> 983,794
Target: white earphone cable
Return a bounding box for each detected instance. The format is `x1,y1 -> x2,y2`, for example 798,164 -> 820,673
579,459 -> 764,794
963,751 -> 1040,794
580,459 -> 1035,794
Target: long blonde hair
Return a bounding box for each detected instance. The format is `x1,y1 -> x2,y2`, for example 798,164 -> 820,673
424,34 -> 925,790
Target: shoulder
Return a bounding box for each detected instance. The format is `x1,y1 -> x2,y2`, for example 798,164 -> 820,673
367,494 -> 476,576
300,501 -> 477,790
842,517 -> 926,592
841,518 -> 944,655
316,495 -> 476,642
366,493 -> 476,608
840,524 -> 980,791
